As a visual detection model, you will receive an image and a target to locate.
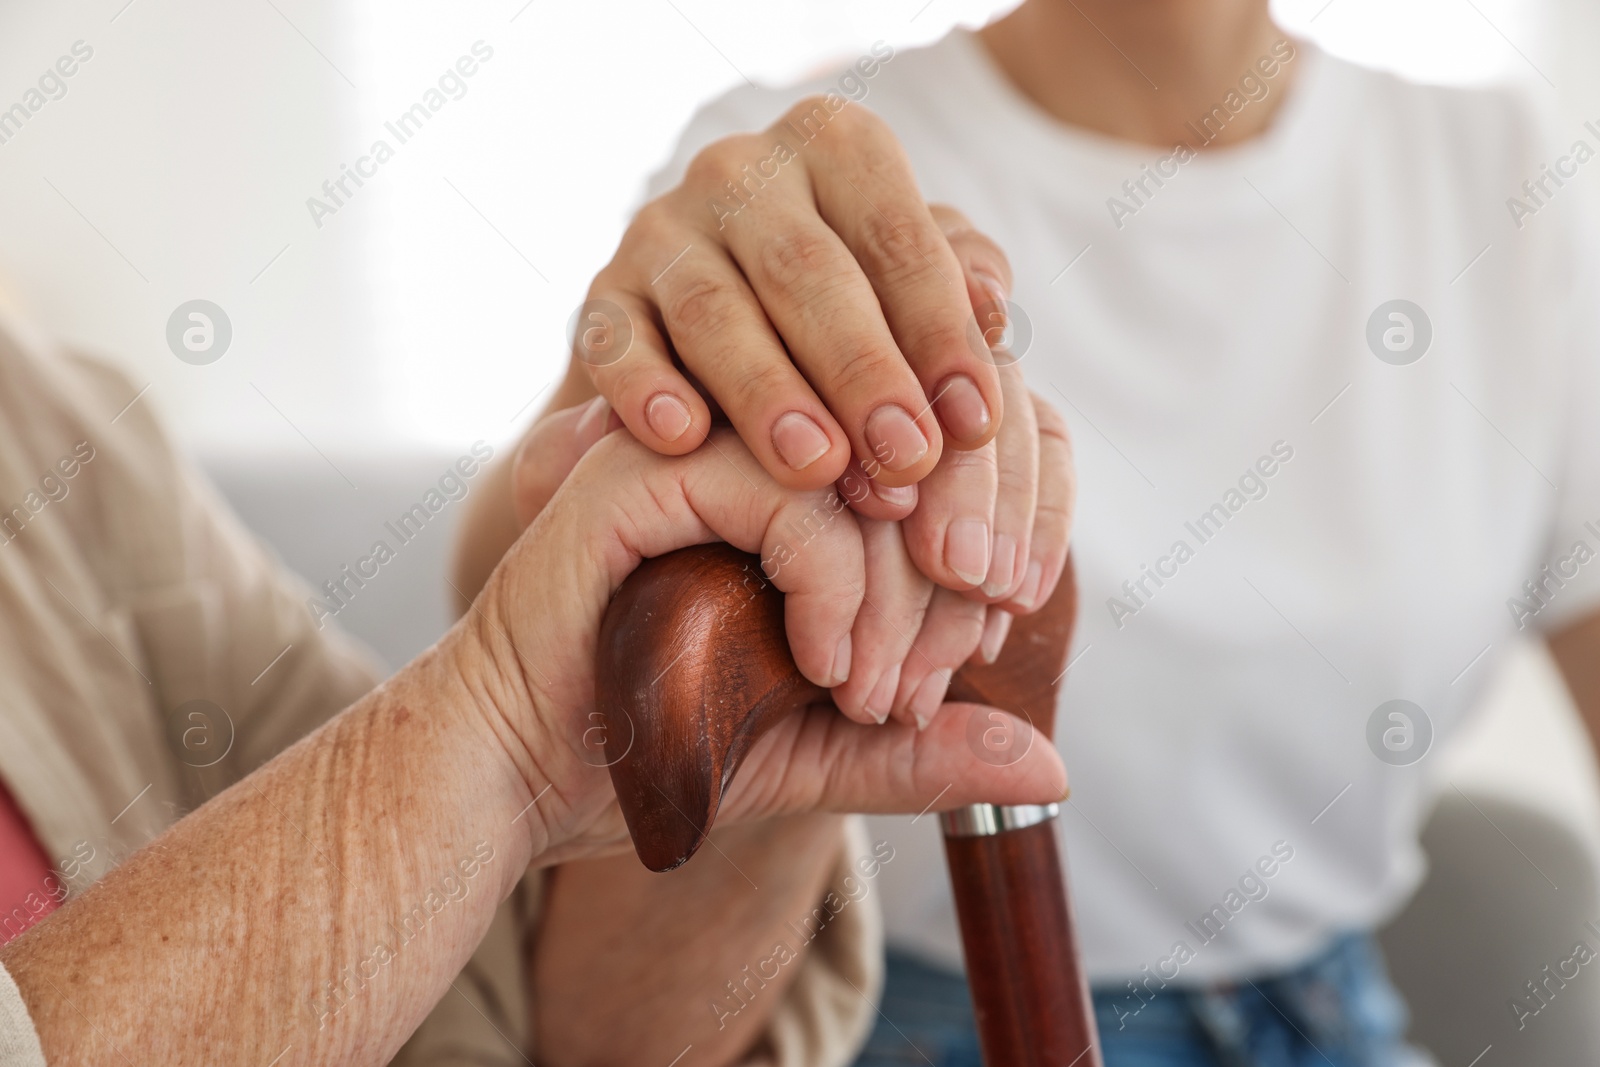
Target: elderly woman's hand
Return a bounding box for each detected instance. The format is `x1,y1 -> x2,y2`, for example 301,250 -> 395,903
459,408 -> 1070,868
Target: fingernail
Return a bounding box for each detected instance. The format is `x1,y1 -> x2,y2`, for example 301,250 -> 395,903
872,479 -> 916,508
1014,559 -> 1044,609
945,519 -> 991,586
910,668 -> 952,730
831,635 -> 853,687
865,404 -> 929,473
772,411 -> 831,471
575,396 -> 611,443
980,609 -> 1013,664
864,662 -> 901,724
982,533 -> 1018,598
934,375 -> 991,442
645,393 -> 692,442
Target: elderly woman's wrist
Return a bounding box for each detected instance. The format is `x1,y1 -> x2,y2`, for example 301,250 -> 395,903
415,618 -> 561,870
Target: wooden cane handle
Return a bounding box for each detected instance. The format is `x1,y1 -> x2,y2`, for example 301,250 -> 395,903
595,546 -> 826,871
596,544 -> 1076,868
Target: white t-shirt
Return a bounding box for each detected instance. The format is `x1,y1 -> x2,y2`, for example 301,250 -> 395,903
647,31 -> 1600,983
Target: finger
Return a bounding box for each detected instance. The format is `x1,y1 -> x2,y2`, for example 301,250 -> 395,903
976,362 -> 1038,602
835,456 -> 917,523
725,701 -> 1068,818
510,396 -> 619,528
975,607 -> 1013,666
900,437 -> 999,592
620,228 -> 857,487
803,127 -> 1003,448
929,202 -> 1015,372
573,282 -> 713,455
1005,393 -> 1075,614
830,520 -> 934,725
710,171 -> 942,488
566,429 -> 864,688
893,585 -> 987,730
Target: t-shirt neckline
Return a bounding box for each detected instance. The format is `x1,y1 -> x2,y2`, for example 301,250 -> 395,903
936,28 -> 1331,209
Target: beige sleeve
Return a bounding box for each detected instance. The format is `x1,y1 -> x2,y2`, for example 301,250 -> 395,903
392,818 -> 884,1066
0,960 -> 46,1067
740,816 -> 885,1067
136,457 -> 388,780
55,350 -> 385,789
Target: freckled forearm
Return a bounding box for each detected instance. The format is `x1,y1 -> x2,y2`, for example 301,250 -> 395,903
1,637 -> 540,1067
531,813 -> 846,1067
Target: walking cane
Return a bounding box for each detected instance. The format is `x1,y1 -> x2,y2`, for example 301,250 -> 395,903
596,543 -> 1101,1067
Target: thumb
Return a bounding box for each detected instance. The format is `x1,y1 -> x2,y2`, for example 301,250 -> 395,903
725,701 -> 1068,821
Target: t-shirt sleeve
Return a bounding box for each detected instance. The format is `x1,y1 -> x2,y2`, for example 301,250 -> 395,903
1523,197 -> 1600,637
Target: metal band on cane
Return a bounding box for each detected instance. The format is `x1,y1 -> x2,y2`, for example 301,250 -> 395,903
940,802 -> 1060,838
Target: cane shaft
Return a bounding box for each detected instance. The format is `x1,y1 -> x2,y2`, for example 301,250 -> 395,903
944,811 -> 1101,1067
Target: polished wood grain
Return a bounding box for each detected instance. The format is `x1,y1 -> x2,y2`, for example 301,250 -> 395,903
946,821 -> 1100,1066
947,558 -> 1076,740
596,545 -> 825,871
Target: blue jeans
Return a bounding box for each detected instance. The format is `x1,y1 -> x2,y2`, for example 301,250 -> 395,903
849,934 -> 1433,1067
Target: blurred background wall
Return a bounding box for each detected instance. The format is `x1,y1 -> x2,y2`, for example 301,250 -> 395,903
2,1 -> 1598,1057
0,0 -> 1566,457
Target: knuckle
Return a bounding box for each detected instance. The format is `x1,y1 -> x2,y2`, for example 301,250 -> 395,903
820,96 -> 873,139
995,460 -> 1035,501
660,274 -> 744,339
827,345 -> 906,400
720,359 -> 792,419
939,441 -> 996,477
585,263 -> 627,304
683,134 -> 761,189
681,133 -> 768,195
582,423 -> 647,473
588,355 -> 651,400
624,197 -> 677,250
855,207 -> 937,276
939,601 -> 988,654
1033,397 -> 1072,445
778,94 -> 831,128
932,212 -> 1013,289
778,94 -> 873,142
908,314 -> 974,363
756,227 -> 841,291
1033,493 -> 1073,532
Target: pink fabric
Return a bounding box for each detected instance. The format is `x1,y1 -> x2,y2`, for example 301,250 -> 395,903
0,781 -> 58,944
